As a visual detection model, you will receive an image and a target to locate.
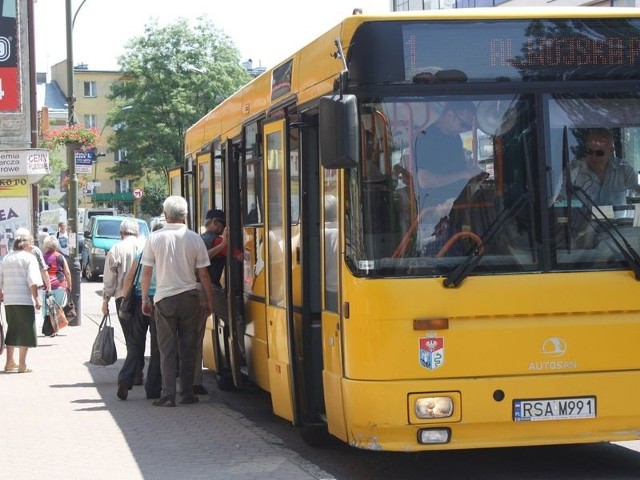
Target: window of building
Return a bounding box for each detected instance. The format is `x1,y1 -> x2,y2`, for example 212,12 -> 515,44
84,114 -> 97,128
115,179 -> 130,193
114,149 -> 127,162
395,0 -> 410,10
83,81 -> 97,97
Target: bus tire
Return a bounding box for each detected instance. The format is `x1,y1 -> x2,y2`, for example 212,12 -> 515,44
300,424 -> 331,447
216,373 -> 235,391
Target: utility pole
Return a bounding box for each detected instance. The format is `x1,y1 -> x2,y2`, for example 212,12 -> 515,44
66,0 -> 81,325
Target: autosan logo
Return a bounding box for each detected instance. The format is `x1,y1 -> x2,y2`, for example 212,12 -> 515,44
529,337 -> 577,371
0,36 -> 10,62
541,337 -> 567,357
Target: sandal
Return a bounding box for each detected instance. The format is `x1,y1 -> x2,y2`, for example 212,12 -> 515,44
152,396 -> 175,407
17,367 -> 32,373
4,363 -> 18,372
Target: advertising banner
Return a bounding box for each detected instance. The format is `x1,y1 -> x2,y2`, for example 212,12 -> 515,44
0,149 -> 50,176
0,0 -> 19,112
0,176 -> 28,196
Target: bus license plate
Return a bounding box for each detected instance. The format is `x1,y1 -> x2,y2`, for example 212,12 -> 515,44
513,396 -> 596,422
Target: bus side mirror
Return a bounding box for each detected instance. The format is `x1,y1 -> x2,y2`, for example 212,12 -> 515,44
319,94 -> 359,169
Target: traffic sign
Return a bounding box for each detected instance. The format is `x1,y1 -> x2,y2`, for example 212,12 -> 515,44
133,188 -> 144,199
58,193 -> 68,208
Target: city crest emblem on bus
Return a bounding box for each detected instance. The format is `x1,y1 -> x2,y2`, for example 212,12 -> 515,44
419,336 -> 444,370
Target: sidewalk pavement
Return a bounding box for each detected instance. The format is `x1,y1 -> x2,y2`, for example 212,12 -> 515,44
0,281 -> 332,480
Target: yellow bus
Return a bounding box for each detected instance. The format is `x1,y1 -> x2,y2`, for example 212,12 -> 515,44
177,8 -> 640,451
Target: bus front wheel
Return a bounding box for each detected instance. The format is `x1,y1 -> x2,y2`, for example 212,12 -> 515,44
300,424 -> 331,447
216,373 -> 236,391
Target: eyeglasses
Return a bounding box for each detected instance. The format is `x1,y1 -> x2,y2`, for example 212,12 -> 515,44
452,110 -> 473,131
585,148 -> 606,157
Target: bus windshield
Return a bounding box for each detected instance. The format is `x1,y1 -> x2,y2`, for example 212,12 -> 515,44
345,92 -> 640,279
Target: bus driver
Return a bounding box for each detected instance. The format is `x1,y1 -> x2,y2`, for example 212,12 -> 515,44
571,128 -> 640,206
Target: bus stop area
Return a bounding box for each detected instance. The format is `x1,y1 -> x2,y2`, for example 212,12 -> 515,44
0,281 -> 330,480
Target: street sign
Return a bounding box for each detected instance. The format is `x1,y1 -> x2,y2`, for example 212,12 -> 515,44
133,188 -> 144,199
58,193 -> 68,208
75,150 -> 94,174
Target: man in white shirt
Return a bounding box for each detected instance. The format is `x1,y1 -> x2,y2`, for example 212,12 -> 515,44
102,219 -> 145,400
56,222 -> 70,257
140,196 -> 214,407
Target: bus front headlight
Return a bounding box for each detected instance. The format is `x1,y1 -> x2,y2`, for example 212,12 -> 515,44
415,396 -> 454,419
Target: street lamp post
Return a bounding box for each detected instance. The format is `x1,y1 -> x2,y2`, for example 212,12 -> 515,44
93,151 -> 106,194
65,0 -> 81,325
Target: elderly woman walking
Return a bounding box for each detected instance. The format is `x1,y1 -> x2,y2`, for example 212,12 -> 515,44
0,233 -> 44,373
41,235 -> 71,336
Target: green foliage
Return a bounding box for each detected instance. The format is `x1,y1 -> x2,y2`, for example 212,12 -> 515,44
37,147 -> 67,191
106,16 -> 251,182
139,175 -> 169,216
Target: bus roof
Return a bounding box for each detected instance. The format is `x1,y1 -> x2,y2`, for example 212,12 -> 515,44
184,7 -> 640,159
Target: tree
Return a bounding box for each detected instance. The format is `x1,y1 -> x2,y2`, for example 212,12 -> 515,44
106,16 -> 251,181
139,174 -> 168,216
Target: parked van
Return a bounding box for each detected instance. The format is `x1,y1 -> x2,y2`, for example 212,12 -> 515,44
40,207 -> 118,256
78,207 -> 118,234
82,215 -> 149,281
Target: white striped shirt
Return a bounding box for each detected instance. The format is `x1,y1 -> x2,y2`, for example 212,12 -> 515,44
0,250 -> 43,305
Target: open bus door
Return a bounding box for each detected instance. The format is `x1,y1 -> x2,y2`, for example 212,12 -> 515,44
212,140 -> 245,390
263,120 -> 298,422
168,167 -> 183,196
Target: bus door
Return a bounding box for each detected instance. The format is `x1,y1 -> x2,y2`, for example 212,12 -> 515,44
263,120 -> 297,422
217,139 -> 245,389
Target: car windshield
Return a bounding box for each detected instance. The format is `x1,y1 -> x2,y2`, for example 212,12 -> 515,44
95,219 -> 148,238
96,220 -> 122,237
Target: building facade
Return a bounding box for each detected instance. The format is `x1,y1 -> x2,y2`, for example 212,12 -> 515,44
38,61 -> 134,212
0,0 -> 50,240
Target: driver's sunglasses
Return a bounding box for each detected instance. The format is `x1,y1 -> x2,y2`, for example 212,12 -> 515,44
585,148 -> 606,157
452,110 -> 473,131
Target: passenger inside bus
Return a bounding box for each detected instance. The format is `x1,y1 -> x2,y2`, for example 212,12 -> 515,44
413,102 -> 487,255
570,128 -> 640,206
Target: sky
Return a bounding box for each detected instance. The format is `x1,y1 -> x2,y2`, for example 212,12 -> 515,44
34,0 -> 391,74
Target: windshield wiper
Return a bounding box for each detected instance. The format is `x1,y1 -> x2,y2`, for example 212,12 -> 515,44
444,191 -> 532,288
569,185 -> 640,280
560,127 -> 640,279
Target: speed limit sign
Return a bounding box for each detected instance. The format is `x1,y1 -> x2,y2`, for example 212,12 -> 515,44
133,188 -> 144,199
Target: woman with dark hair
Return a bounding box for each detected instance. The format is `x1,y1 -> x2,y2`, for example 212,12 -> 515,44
0,234 -> 43,373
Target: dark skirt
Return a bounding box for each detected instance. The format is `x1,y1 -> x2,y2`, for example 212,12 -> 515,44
4,305 -> 37,348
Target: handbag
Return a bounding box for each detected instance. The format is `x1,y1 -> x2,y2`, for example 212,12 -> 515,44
118,258 -> 142,321
89,314 -> 117,366
45,293 -> 68,332
42,314 -> 56,337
